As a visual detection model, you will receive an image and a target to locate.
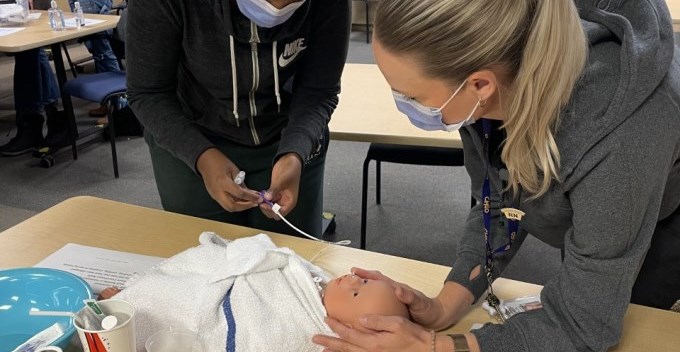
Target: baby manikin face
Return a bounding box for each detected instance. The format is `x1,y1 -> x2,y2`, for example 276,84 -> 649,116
322,274 -> 409,332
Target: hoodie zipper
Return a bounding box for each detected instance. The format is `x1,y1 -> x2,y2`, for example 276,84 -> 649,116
248,21 -> 262,145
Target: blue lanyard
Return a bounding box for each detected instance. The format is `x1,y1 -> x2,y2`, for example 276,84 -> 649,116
481,119 -> 521,278
482,119 -> 519,322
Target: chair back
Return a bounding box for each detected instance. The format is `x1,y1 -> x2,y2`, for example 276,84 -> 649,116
110,6 -> 126,62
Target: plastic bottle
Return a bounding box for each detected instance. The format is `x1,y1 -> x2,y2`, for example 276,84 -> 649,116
47,0 -> 65,31
17,0 -> 30,20
74,1 -> 84,27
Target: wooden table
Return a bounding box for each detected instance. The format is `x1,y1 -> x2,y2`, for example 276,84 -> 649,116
1,197 -> 678,351
331,63 -> 463,148
0,11 -> 120,161
0,11 -> 119,53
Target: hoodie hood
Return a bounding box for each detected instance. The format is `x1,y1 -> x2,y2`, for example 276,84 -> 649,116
557,0 -> 675,182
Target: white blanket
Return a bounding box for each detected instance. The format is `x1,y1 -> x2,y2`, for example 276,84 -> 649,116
116,233 -> 333,352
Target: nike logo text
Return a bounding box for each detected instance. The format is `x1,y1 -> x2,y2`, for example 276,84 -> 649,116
279,38 -> 307,67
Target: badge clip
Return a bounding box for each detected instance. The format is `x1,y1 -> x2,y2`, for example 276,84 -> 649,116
501,208 -> 525,221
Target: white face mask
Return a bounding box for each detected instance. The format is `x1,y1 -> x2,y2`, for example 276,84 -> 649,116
236,0 -> 306,28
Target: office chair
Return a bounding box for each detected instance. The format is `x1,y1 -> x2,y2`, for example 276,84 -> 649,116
60,6 -> 127,178
360,143 -> 472,249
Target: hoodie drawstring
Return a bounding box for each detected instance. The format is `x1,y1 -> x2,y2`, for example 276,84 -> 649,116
229,35 -> 240,127
272,41 -> 281,113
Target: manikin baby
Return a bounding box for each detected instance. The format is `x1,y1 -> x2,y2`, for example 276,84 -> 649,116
99,272 -> 410,333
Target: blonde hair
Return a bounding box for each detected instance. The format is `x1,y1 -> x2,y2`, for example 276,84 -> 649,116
375,0 -> 587,197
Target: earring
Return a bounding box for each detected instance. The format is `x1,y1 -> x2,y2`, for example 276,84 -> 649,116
479,99 -> 487,108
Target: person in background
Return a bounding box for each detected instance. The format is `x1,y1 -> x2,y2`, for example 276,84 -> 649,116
0,0 -> 67,156
126,0 -> 350,237
314,0 -> 680,351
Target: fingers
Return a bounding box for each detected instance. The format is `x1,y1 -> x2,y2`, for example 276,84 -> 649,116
359,315 -> 406,333
395,285 -> 416,305
213,177 -> 262,212
214,190 -> 259,213
312,335 -> 363,352
258,202 -> 279,220
351,268 -> 389,282
227,180 -> 261,203
259,189 -> 297,218
324,318 -> 375,350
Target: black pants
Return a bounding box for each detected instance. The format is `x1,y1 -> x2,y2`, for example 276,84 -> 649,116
631,204 -> 680,309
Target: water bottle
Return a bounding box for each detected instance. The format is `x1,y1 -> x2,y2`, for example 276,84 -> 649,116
16,0 -> 30,20
48,0 -> 65,31
74,1 -> 84,27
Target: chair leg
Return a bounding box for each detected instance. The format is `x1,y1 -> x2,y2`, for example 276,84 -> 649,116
61,43 -> 78,79
365,0 -> 370,44
106,100 -> 120,178
361,157 -> 371,250
376,160 -> 381,205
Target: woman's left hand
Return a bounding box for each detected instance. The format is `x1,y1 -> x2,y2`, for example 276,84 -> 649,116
260,153 -> 303,218
313,316 -> 431,352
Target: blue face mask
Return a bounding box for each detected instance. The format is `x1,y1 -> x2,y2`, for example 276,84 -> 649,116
392,80 -> 480,132
236,0 -> 305,28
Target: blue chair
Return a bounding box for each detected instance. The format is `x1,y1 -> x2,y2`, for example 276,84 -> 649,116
60,6 -> 128,177
62,71 -> 127,178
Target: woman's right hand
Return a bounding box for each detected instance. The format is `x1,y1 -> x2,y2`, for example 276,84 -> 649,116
351,267 -> 447,329
196,148 -> 261,212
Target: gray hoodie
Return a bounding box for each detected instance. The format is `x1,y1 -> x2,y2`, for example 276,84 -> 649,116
447,1 -> 680,351
125,0 -> 350,171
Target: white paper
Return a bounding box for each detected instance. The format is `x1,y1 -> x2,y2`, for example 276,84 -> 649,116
35,243 -> 164,294
27,12 -> 41,20
63,17 -> 106,28
0,27 -> 24,36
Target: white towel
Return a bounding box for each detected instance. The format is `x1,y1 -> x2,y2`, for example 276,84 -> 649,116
116,233 -> 333,352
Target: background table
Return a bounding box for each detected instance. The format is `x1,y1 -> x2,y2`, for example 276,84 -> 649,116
0,11 -> 120,160
0,197 -> 678,351
0,11 -> 119,53
331,63 -> 463,148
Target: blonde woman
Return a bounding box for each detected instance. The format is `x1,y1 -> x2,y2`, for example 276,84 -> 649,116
314,0 -> 680,351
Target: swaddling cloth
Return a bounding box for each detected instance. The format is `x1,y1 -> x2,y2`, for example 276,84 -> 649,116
115,232 -> 333,352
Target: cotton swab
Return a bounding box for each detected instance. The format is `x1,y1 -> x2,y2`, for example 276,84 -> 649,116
29,310 -> 76,318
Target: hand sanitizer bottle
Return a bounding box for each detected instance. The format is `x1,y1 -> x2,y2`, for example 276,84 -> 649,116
74,1 -> 84,27
48,0 -> 65,31
17,0 -> 30,20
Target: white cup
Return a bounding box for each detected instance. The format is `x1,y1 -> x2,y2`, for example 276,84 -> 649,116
145,327 -> 204,352
74,299 -> 136,352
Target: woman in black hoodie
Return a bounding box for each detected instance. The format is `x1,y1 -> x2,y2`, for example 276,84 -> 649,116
126,0 -> 350,237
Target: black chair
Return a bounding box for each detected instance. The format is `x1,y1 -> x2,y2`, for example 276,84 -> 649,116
351,0 -> 375,44
360,143 -> 471,249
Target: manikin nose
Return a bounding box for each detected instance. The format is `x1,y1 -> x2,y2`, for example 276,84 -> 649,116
346,274 -> 363,287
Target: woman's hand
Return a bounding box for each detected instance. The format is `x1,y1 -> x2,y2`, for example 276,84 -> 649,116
196,148 -> 261,212
313,316 -> 431,352
260,153 -> 302,218
351,268 -> 447,329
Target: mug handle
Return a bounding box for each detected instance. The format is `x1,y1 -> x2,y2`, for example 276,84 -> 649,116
36,347 -> 63,352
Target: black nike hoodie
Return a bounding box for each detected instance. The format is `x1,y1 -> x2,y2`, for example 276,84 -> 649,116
125,0 -> 351,170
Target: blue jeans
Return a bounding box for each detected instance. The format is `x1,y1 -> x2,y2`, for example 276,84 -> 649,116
69,0 -> 121,73
13,48 -> 59,115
